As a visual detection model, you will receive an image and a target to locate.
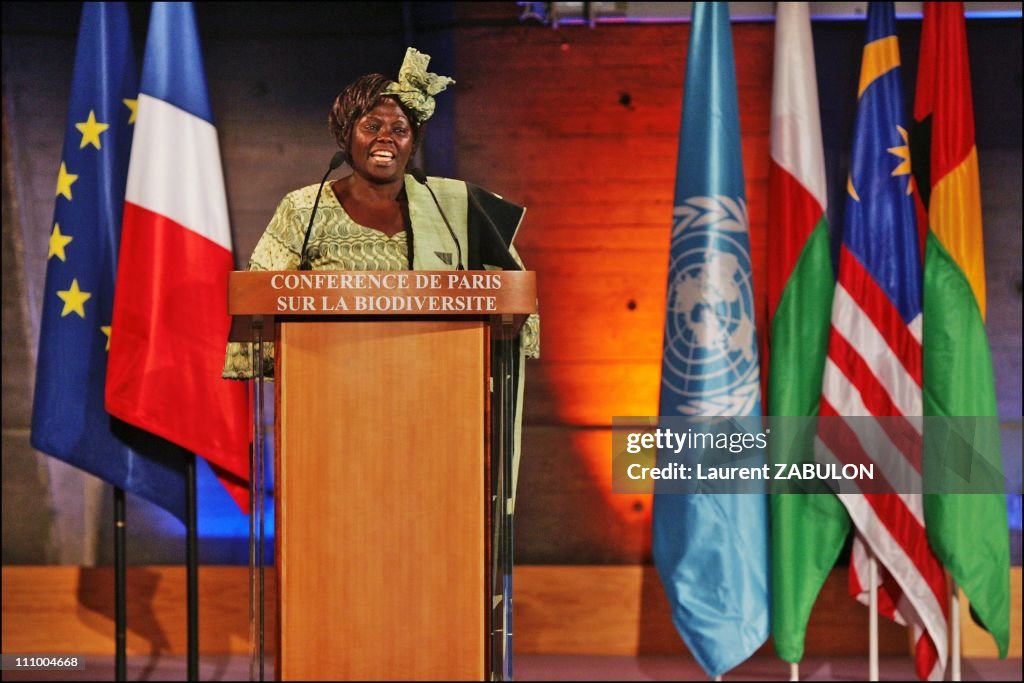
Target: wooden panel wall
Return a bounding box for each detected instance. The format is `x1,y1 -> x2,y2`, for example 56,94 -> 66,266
4,566 -> 1020,658
453,7 -> 773,562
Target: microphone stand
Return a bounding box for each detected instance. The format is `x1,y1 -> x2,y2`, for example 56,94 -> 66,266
299,151 -> 345,270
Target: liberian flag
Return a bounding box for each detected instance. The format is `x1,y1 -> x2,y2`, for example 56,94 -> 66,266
766,2 -> 850,665
914,1 -> 1010,657
106,2 -> 249,506
815,3 -> 947,679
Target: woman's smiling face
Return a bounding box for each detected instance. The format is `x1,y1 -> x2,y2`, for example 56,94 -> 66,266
348,98 -> 415,185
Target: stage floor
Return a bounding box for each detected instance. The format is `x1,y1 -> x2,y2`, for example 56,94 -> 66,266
1,655 -> 1020,681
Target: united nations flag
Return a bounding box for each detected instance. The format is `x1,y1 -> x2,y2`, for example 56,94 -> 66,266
650,2 -> 769,677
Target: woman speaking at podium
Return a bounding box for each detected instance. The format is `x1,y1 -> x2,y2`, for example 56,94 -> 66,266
223,47 -> 538,380
222,48 -> 538,503
223,50 -> 537,677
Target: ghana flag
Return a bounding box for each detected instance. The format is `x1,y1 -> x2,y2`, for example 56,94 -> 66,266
913,0 -> 1010,658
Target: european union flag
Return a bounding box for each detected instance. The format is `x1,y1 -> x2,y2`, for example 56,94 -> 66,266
30,2 -> 187,522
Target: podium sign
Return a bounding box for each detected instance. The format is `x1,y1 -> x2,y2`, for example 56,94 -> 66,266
228,270 -> 536,337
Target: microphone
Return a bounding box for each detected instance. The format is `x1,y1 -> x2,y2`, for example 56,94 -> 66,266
298,151 -> 346,270
409,168 -> 464,270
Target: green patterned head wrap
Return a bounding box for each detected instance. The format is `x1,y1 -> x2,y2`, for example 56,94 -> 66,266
382,47 -> 455,123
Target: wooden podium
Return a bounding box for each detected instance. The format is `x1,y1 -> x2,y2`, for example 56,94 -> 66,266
228,270 -> 537,681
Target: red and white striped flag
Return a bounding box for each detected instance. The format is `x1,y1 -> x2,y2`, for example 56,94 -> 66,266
815,3 -> 947,679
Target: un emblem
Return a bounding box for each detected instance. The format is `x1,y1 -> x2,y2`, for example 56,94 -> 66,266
662,195 -> 760,416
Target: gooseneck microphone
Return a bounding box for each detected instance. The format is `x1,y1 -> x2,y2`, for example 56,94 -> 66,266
409,168 -> 464,270
298,151 -> 346,271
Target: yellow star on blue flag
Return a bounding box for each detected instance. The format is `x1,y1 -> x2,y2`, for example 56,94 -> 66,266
56,278 -> 91,318
48,223 -> 73,261
123,98 -> 137,124
56,161 -> 78,200
75,110 -> 109,149
887,125 -> 913,195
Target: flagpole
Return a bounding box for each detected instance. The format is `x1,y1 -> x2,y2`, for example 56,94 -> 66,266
187,454 -> 198,681
950,580 -> 961,681
256,371 -> 266,683
868,555 -> 879,681
248,433 -> 257,682
248,325 -> 266,682
114,486 -> 126,681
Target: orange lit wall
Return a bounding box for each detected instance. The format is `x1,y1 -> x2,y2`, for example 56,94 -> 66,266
454,7 -> 773,563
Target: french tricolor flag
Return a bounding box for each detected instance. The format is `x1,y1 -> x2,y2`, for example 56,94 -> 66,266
106,2 -> 249,506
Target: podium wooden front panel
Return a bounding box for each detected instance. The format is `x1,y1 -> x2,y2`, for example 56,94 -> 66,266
276,319 -> 487,680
